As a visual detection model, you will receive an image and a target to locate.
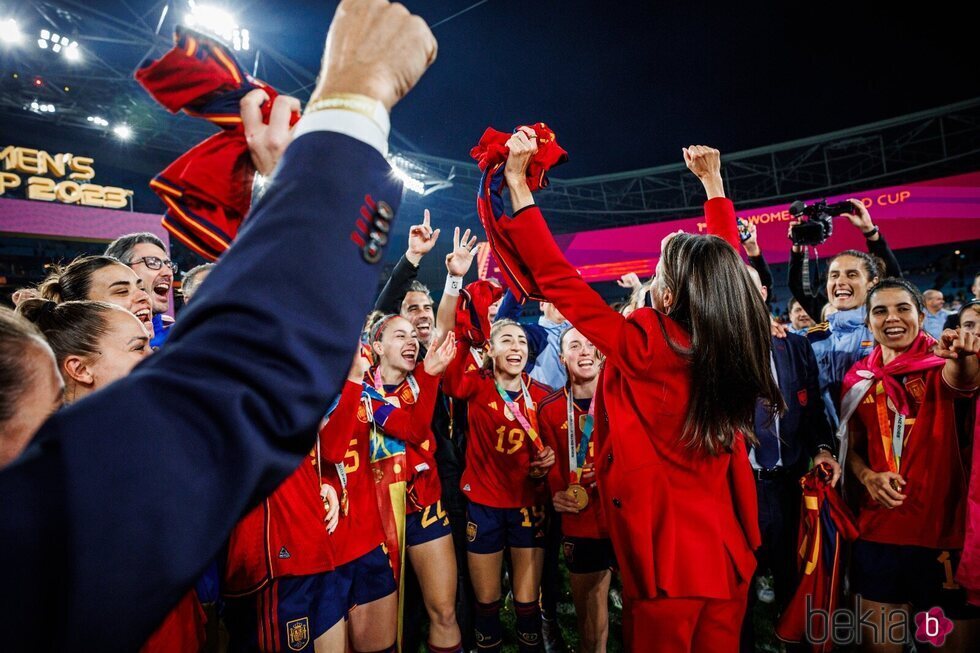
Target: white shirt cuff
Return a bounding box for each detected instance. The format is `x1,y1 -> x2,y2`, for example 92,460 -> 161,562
292,109 -> 390,157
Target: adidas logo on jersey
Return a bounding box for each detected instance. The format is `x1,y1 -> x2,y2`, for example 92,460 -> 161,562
278,546 -> 291,559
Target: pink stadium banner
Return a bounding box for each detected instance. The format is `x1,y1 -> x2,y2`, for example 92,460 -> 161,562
538,171 -> 980,283
0,196 -> 168,247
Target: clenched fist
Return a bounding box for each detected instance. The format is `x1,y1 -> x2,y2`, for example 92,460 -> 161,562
683,145 -> 725,199
313,0 -> 438,111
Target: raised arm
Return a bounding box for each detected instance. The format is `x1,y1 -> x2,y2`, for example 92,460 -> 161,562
433,226 -> 479,342
320,354 -> 372,465
741,221 -> 774,298
787,248 -> 828,321
372,367 -> 442,446
375,210 -> 440,313
839,199 -> 903,278
442,329 -> 483,401
498,135 -> 738,372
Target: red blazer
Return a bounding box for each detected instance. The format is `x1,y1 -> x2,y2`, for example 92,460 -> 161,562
497,197 -> 761,601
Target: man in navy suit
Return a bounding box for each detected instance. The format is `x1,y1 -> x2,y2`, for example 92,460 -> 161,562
0,2 -> 437,650
741,264 -> 840,653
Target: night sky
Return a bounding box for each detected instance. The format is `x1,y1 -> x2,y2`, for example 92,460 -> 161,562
257,0 -> 979,177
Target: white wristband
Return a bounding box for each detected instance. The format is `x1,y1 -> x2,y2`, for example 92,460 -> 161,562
444,275 -> 463,297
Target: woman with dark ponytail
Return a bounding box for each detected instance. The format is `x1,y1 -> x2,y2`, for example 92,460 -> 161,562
491,137 -> 781,651
18,299 -> 152,404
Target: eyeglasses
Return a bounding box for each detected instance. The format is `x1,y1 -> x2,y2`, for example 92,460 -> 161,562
130,256 -> 178,273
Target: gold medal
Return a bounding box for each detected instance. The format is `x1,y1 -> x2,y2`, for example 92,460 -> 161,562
529,466 -> 548,479
567,484 -> 589,510
340,488 -> 350,516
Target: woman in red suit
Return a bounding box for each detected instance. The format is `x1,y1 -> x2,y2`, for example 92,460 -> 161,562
494,134 -> 782,652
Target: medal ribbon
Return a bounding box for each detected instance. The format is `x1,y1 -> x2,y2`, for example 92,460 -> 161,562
494,378 -> 544,452
566,388 -> 595,484
873,381 -> 912,474
371,367 -> 420,402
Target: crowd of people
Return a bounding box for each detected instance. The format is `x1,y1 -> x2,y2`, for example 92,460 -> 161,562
1,2 -> 978,652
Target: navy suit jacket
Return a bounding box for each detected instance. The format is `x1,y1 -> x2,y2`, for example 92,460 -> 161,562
0,131 -> 402,650
762,332 -> 835,470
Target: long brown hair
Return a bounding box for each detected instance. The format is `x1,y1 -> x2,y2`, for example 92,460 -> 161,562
658,233 -> 784,454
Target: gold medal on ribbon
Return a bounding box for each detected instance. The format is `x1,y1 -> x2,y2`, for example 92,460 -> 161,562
567,484 -> 589,510
340,488 -> 350,516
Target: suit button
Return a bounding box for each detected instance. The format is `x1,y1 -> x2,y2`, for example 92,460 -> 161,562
376,201 -> 393,221
612,498 -> 622,508
363,241 -> 383,264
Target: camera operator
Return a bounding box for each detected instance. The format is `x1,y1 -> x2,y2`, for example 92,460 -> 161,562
787,199 -> 902,322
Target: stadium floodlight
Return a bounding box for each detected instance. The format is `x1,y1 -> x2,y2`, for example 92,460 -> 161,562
29,100 -> 55,113
113,124 -> 133,140
36,29 -> 81,60
184,1 -> 249,50
86,115 -> 109,127
1,18 -> 24,45
64,41 -> 80,61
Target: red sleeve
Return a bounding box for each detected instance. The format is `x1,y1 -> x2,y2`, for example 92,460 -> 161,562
498,205 -> 667,377
376,368 -> 440,446
704,197 -> 740,251
442,337 -> 482,400
318,380 -> 363,464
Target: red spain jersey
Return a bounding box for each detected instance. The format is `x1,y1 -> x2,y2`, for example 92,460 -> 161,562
319,380 -> 386,566
223,450 -> 333,596
538,388 -> 608,539
849,367 -> 975,549
444,348 -> 551,508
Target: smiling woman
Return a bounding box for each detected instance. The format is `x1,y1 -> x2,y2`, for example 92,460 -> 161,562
35,255 -> 155,337
840,278 -> 980,649
443,318 -> 557,650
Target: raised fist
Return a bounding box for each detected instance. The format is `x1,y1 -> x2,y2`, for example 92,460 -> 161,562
312,0 -> 438,111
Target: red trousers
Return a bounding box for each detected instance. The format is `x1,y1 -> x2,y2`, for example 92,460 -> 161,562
623,582 -> 749,653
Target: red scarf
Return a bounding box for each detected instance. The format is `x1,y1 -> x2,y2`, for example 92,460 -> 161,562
842,332 -> 943,416
136,26 -> 298,260
455,280 -> 503,347
470,123 -> 567,302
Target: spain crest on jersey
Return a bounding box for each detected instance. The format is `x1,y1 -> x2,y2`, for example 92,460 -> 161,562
286,617 -> 309,651
904,374 -> 926,404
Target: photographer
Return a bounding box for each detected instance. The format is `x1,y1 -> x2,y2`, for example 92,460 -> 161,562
788,199 -> 902,322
